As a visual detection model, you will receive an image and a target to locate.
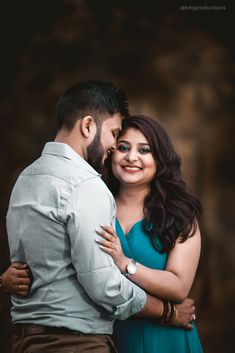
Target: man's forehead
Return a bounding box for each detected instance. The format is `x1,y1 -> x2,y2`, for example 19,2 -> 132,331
104,113 -> 122,128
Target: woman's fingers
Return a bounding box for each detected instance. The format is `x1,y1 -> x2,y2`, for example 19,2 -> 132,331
16,269 -> 31,279
96,229 -> 114,241
15,287 -> 31,297
12,262 -> 29,270
17,277 -> 31,285
17,292 -> 29,298
95,229 -> 120,252
11,263 -> 32,279
95,226 -> 123,257
99,245 -> 113,254
96,238 -> 116,250
100,225 -> 118,238
15,284 -> 30,291
12,270 -> 32,290
11,278 -> 31,293
12,282 -> 31,297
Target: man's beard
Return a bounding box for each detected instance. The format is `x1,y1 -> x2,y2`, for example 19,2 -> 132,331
87,129 -> 104,174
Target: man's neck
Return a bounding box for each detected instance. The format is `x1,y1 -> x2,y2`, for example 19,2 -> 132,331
54,130 -> 86,160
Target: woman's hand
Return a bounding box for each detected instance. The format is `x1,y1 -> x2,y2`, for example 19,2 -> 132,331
1,263 -> 32,297
96,225 -> 130,274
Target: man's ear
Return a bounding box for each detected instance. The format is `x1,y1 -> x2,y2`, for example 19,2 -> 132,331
80,116 -> 96,138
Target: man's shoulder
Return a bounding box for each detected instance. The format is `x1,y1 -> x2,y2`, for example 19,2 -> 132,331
20,154 -> 99,188
75,176 -> 115,211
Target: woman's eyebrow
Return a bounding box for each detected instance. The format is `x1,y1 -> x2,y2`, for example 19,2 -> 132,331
137,143 -> 150,146
117,140 -> 149,145
117,140 -> 150,149
117,139 -> 130,144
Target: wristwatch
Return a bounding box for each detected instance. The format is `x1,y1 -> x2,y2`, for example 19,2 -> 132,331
125,259 -> 137,277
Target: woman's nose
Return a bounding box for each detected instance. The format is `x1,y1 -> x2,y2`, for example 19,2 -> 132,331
125,149 -> 138,162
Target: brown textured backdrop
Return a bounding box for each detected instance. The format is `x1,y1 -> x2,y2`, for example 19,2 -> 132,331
0,1 -> 234,353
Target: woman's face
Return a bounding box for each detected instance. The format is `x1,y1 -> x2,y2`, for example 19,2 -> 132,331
112,128 -> 157,188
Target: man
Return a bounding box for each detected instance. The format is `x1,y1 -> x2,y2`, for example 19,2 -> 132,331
5,80 -> 195,353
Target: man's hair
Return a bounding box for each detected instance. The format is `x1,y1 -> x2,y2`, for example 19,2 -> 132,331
56,80 -> 129,130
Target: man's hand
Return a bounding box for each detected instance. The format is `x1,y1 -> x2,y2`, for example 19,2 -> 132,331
1,263 -> 32,297
171,298 -> 196,330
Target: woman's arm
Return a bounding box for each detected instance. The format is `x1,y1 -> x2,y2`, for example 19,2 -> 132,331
0,263 -> 31,297
96,224 -> 201,303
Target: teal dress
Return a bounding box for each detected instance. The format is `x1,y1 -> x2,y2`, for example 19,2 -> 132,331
113,219 -> 203,353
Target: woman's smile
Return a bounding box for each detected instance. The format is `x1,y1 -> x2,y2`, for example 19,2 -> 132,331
121,164 -> 143,173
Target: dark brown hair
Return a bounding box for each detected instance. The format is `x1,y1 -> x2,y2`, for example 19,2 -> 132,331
56,80 -> 129,130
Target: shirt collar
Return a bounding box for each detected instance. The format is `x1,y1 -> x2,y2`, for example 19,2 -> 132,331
42,142 -> 100,176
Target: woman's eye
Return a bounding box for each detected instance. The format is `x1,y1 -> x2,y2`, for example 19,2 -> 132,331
117,144 -> 129,152
139,148 -> 151,154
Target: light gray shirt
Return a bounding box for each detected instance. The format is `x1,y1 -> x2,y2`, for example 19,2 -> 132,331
6,142 -> 146,334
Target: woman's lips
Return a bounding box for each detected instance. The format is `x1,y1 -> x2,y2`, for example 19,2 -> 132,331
122,165 -> 142,173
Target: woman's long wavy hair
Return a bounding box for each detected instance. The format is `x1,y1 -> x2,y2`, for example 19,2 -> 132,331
103,114 -> 202,253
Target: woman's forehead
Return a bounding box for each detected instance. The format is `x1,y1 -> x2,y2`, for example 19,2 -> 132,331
118,127 -> 148,142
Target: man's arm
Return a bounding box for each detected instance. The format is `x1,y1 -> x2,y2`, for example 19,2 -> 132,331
67,178 -> 147,320
4,262 -> 195,329
137,295 -> 195,330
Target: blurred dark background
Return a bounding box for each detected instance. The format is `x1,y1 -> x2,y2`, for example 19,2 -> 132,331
0,1 -> 234,352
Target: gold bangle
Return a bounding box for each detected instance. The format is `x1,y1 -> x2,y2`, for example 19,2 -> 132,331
173,305 -> 179,320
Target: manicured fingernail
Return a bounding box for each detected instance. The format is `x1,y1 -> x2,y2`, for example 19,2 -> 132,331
95,238 -> 101,243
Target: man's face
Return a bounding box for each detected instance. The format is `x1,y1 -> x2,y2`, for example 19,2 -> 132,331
87,113 -> 122,173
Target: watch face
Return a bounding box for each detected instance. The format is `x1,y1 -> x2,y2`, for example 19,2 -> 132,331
127,261 -> 137,275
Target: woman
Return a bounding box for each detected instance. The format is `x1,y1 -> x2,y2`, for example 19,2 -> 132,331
95,115 -> 203,353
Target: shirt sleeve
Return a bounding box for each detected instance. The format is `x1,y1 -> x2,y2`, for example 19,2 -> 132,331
66,176 -> 146,320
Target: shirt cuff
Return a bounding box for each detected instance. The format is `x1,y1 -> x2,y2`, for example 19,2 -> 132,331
112,284 -> 147,320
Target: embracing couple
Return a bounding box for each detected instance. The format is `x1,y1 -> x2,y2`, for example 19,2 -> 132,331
2,80 -> 203,353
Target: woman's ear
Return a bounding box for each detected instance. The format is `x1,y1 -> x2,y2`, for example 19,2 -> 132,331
80,116 -> 96,138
